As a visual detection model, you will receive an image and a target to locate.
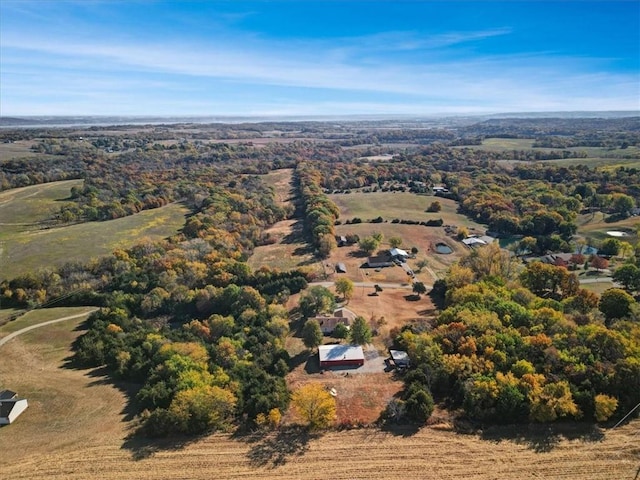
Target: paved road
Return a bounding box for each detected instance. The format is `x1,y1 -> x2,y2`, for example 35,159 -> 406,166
0,309 -> 98,349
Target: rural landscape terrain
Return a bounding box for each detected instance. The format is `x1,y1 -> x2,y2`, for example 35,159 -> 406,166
1,115 -> 639,479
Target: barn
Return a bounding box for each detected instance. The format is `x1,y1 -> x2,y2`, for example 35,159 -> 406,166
0,390 -> 28,425
318,344 -> 365,369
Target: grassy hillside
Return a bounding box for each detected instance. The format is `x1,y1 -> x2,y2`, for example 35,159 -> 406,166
329,191 -> 486,230
0,180 -> 189,280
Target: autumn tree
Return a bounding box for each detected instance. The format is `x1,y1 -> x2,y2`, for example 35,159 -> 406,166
291,382 -> 336,429
334,278 -> 354,303
318,233 -> 337,258
594,394 -> 618,422
590,256 -> 609,273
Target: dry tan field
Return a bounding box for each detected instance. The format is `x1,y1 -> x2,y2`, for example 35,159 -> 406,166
1,316 -> 638,480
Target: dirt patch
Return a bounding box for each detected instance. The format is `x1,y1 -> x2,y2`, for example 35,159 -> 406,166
286,349 -> 404,425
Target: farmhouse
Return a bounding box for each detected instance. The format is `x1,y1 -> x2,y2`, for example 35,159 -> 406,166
0,390 -> 28,425
318,344 -> 365,369
366,254 -> 394,268
313,307 -> 357,334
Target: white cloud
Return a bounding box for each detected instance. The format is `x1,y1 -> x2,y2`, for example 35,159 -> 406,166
1,25 -> 638,115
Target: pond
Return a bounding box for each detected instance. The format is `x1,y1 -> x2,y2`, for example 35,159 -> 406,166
434,242 -> 453,254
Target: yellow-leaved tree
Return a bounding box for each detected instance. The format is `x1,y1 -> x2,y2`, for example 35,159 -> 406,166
291,382 -> 336,429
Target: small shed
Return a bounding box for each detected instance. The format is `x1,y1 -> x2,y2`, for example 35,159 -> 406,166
389,247 -> 408,258
335,262 -> 347,273
389,350 -> 411,368
319,344 -> 365,368
0,390 -> 28,425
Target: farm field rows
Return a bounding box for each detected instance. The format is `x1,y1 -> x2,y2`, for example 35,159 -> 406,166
0,316 -> 638,480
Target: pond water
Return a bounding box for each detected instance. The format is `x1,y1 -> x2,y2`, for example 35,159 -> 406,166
435,242 -> 453,254
606,231 -> 629,237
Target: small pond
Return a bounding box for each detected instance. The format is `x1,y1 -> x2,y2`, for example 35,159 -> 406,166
435,242 -> 453,254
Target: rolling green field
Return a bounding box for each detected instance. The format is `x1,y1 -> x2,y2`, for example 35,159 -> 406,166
0,179 -> 83,227
0,306 -> 96,337
0,180 -> 189,280
329,191 -> 486,230
461,138 -> 640,170
576,212 -> 639,244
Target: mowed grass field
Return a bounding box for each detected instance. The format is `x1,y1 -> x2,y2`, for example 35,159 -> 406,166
0,306 -> 97,336
330,191 -> 485,230
462,138 -> 640,170
0,180 -> 189,280
249,169 -> 323,275
0,317 -> 638,480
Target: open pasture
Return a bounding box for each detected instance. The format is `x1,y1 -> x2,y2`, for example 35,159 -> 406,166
0,179 -> 83,227
259,168 -> 296,208
0,180 -> 189,279
576,212 -> 639,243
330,191 -> 485,230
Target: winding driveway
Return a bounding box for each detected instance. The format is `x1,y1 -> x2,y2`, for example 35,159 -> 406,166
0,309 -> 98,349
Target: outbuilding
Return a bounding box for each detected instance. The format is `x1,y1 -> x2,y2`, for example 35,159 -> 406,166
318,344 -> 365,369
366,254 -> 394,268
0,390 -> 28,425
389,349 -> 411,368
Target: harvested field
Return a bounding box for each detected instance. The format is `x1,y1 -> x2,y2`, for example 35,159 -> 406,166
0,286 -> 638,480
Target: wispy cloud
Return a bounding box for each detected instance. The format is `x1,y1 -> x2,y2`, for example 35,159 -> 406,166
1,11 -> 637,115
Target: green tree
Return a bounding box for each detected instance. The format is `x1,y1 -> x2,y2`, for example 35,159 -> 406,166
599,288 -> 635,321
613,264 -> 640,292
350,316 -> 372,345
600,238 -> 621,257
389,236 -> 403,248
302,319 -> 323,350
426,200 -> 442,212
404,383 -> 435,423
332,322 -> 349,339
291,382 -> 337,429
359,236 -> 380,255
299,285 -> 336,318
611,193 -> 635,217
335,277 -> 354,302
412,281 -> 427,296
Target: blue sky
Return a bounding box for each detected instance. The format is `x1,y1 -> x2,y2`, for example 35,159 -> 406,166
1,0 -> 638,116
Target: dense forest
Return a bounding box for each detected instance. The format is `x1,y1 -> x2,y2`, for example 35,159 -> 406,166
1,116 -> 639,434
